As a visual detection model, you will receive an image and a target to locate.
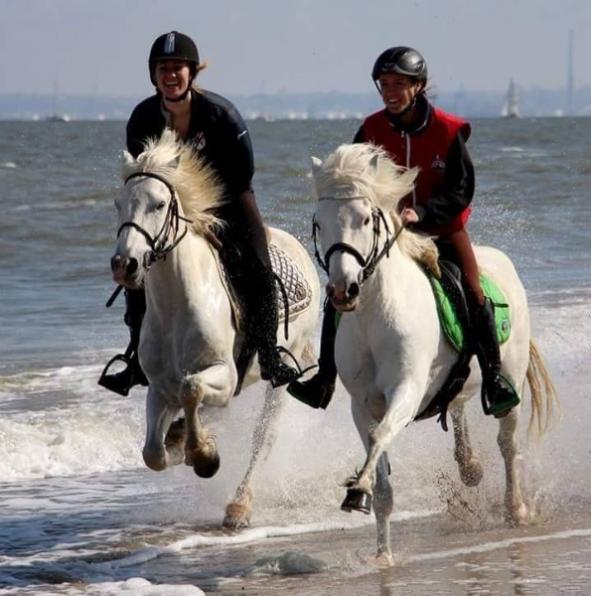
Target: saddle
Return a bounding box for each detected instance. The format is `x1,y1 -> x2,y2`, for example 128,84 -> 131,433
414,261 -> 511,430
210,242 -> 313,393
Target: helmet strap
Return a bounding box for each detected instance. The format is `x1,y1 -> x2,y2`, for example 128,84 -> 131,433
163,87 -> 191,102
375,78 -> 420,120
161,74 -> 194,103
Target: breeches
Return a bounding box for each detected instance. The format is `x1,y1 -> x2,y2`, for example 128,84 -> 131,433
435,227 -> 485,307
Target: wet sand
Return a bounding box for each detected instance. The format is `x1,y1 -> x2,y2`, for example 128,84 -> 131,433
118,506 -> 591,595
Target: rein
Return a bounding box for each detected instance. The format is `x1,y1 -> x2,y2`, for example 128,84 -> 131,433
118,171 -> 193,269
312,197 -> 405,283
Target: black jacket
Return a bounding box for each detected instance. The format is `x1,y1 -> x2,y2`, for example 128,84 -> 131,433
127,89 -> 254,223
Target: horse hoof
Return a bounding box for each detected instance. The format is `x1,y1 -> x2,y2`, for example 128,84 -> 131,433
193,452 -> 220,478
507,503 -> 530,527
223,503 -> 251,529
341,488 -> 372,514
376,551 -> 394,568
460,460 -> 483,487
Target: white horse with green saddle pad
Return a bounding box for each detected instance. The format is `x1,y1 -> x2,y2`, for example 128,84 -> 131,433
109,130 -> 320,528
309,143 -> 559,566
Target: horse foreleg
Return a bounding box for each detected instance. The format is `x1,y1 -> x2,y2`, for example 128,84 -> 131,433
224,383 -> 285,529
143,388 -> 183,471
374,452 -> 394,567
181,363 -> 235,479
347,398 -> 395,566
450,403 -> 483,487
346,382 -> 417,501
497,406 -> 529,525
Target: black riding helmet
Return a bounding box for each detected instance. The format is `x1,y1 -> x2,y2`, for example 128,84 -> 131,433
371,46 -> 428,87
148,31 -> 200,86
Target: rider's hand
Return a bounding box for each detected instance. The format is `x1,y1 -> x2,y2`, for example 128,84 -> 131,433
400,208 -> 419,225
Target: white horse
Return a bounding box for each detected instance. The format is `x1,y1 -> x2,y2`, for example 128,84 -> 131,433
309,143 -> 558,565
109,130 -> 320,528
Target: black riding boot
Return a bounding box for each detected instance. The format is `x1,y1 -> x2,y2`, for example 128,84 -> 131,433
98,288 -> 148,396
471,297 -> 520,418
287,300 -> 337,409
252,265 -> 301,388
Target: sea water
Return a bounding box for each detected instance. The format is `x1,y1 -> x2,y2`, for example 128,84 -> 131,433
1,118 -> 590,594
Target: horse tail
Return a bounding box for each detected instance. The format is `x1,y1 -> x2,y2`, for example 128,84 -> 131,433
525,339 -> 561,440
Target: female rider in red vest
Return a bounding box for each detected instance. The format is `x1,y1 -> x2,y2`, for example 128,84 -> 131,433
288,47 -> 519,418
99,31 -> 301,396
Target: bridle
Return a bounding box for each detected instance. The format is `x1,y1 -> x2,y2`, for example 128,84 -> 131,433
118,171 -> 192,269
312,196 -> 404,284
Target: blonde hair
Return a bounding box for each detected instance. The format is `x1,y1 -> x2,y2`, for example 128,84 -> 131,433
314,143 -> 440,276
122,129 -> 225,237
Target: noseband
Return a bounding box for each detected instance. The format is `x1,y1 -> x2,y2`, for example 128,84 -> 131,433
118,171 -> 192,269
312,197 -> 404,284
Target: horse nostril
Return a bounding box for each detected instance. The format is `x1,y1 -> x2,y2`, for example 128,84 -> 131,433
348,282 -> 360,298
126,258 -> 139,275
111,255 -> 123,272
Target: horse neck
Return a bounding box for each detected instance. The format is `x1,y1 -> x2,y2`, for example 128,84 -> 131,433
146,232 -> 217,312
359,228 -> 425,315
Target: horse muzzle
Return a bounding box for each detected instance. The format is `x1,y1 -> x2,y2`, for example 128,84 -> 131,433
326,282 -> 360,312
111,254 -> 144,289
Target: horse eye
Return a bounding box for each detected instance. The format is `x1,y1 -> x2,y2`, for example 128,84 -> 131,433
157,201 -> 166,210
363,217 -> 370,226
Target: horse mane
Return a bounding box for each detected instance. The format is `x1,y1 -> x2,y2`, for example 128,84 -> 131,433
314,143 -> 440,276
121,129 -> 225,236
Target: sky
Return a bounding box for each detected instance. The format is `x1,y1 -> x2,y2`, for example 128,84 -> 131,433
1,0 -> 590,98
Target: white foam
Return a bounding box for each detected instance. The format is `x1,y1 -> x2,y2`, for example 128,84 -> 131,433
0,578 -> 205,595
0,401 -> 144,481
93,511 -> 436,572
85,578 -> 205,595
411,527 -> 591,563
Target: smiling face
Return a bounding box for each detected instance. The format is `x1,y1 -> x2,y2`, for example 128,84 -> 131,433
154,59 -> 192,101
377,73 -> 423,115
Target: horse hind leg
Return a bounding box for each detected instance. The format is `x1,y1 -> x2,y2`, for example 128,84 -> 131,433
223,382 -> 285,529
450,403 -> 483,487
498,407 -> 529,526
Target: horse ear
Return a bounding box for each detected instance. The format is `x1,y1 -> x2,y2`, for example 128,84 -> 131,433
122,150 -> 135,168
402,166 -> 419,188
369,153 -> 380,170
394,167 -> 419,204
311,156 -> 323,175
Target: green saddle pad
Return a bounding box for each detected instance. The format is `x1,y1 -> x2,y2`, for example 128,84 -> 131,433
430,274 -> 511,353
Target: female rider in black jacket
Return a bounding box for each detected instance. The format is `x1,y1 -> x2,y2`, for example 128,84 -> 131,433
99,31 -> 300,395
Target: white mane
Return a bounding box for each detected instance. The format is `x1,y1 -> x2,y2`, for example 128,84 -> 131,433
313,143 -> 440,275
121,129 -> 225,236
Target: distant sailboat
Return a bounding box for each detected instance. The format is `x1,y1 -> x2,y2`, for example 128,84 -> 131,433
45,113 -> 71,122
44,81 -> 71,122
501,79 -> 520,118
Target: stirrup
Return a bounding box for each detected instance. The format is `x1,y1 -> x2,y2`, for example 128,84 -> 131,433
263,361 -> 301,388
287,373 -> 335,409
481,372 -> 520,418
98,354 -> 147,396
259,346 -> 310,389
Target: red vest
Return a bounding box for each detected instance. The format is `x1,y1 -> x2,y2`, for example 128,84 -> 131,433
361,107 -> 472,235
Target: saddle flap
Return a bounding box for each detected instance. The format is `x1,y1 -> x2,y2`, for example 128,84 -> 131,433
428,261 -> 511,353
